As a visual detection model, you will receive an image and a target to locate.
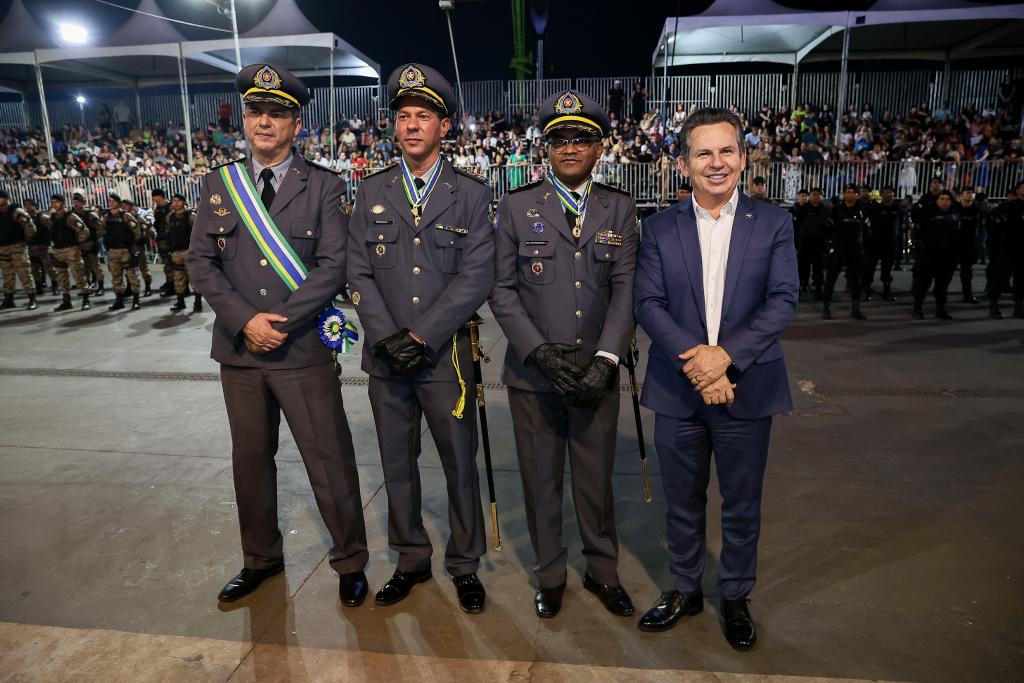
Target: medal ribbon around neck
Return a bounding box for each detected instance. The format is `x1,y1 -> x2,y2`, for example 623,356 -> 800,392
546,168 -> 592,224
400,156 -> 444,212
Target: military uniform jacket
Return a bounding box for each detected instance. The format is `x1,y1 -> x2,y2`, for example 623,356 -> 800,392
188,155 -> 349,369
167,210 -> 195,252
489,178 -> 639,393
347,159 -> 494,382
868,202 -> 902,246
828,203 -> 868,251
916,206 -> 959,252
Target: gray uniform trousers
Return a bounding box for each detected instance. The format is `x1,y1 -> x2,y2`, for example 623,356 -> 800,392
508,386 -> 621,589
221,362 -> 368,575
368,375 -> 485,578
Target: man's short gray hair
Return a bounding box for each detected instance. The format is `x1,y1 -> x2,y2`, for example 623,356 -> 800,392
679,107 -> 745,158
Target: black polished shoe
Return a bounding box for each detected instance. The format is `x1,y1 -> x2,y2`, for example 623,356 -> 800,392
912,307 -> 925,320
637,589 -> 704,632
935,307 -> 953,320
534,584 -> 565,619
339,571 -> 368,607
217,563 -> 284,603
721,598 -> 757,651
962,295 -> 980,304
453,573 -> 486,614
374,568 -> 432,606
583,574 -> 635,617
821,307 -> 832,320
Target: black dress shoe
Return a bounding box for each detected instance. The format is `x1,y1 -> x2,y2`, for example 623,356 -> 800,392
217,563 -> 284,603
721,598 -> 757,651
339,571 -> 368,607
374,568 -> 431,606
637,590 -> 704,632
583,574 -> 635,616
453,573 -> 486,614
534,584 -> 565,619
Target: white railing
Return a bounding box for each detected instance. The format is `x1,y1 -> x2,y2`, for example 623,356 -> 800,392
1,160 -> 1019,211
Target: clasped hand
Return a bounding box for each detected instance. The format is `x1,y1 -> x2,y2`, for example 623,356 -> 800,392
680,344 -> 735,406
243,312 -> 288,354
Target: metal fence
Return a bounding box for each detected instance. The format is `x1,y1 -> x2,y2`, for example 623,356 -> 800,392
3,160 -> 1018,213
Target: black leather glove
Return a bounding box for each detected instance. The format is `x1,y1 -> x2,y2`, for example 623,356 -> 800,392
528,342 -> 584,397
373,329 -> 428,376
395,348 -> 434,378
567,356 -> 619,410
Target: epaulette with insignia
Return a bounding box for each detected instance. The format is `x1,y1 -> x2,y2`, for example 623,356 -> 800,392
509,178 -> 544,194
594,180 -> 631,196
453,166 -> 489,185
363,162 -> 398,180
210,156 -> 247,171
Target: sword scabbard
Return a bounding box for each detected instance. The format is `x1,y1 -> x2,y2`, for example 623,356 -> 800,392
490,502 -> 502,551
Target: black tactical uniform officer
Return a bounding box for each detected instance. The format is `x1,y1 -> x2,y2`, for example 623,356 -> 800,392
912,189 -> 960,320
347,63 -> 493,614
490,90 -> 639,619
823,183 -> 868,320
955,187 -> 982,304
863,185 -> 901,302
797,188 -> 829,300
987,181 -> 1024,319
151,188 -> 174,296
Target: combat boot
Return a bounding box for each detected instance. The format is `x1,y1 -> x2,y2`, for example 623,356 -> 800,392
54,295 -> 73,311
1014,301 -> 1024,319
192,294 -> 203,313
912,301 -> 925,319
94,281 -> 105,296
0,294 -> 15,310
143,281 -> 153,297
170,294 -> 186,312
26,295 -> 37,311
131,293 -> 141,311
935,303 -> 953,320
821,304 -> 832,320
989,301 -> 1003,319
108,293 -> 125,311
850,300 -> 867,321
962,287 -> 979,304
50,282 -> 59,296
864,287 -> 873,302
883,283 -> 896,301
159,282 -> 174,297
80,293 -> 91,311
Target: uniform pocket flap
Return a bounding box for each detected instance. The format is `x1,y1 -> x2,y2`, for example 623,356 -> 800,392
433,226 -> 468,249
366,224 -> 399,243
206,220 -> 238,236
291,221 -> 320,239
518,241 -> 554,258
593,245 -> 621,261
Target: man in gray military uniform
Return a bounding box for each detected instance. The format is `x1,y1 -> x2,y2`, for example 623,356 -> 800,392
347,63 -> 493,614
490,90 -> 639,619
189,63 -> 369,608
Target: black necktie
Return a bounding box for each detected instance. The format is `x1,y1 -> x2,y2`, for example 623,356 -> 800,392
414,177 -> 426,191
259,168 -> 276,209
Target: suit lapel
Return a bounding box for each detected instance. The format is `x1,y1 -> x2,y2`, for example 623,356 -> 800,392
675,199 -> 707,326
536,181 -> 575,245
416,161 -> 457,231
722,192 -> 756,318
269,157 -> 307,219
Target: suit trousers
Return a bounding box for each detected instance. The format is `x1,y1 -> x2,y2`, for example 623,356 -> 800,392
220,362 -> 368,575
508,387 -> 621,589
653,405 -> 772,601
368,376 -> 485,577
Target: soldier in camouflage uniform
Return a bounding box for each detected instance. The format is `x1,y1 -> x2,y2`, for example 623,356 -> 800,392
23,199 -> 58,296
103,194 -> 142,311
166,193 -> 201,313
47,194 -> 92,311
151,188 -> 175,296
71,193 -> 105,295
123,197 -> 154,297
0,190 -> 38,310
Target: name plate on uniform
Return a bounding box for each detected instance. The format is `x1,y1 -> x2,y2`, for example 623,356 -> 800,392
435,224 -> 469,235
595,230 -> 623,246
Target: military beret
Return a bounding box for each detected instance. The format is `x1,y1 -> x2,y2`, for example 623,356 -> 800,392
121,197 -> 134,206
843,183 -> 859,192
752,176 -> 767,185
172,193 -> 186,201
108,193 -> 121,202
810,187 -> 824,194
151,188 -> 166,197
51,193 -> 65,202
797,188 -> 809,194
72,192 -> 85,202
538,90 -> 609,137
388,63 -> 454,117
236,63 -> 309,109
0,190 -> 8,199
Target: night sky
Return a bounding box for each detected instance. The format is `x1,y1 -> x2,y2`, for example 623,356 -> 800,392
4,0 -> 1019,81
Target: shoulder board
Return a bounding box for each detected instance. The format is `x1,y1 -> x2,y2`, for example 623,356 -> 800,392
593,181 -> 631,196
362,162 -> 398,180
453,166 -> 489,185
210,156 -> 247,171
508,178 -> 545,194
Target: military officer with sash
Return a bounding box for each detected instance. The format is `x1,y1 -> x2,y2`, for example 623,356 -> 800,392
188,63 -> 369,607
347,63 -> 493,614
489,90 -> 639,619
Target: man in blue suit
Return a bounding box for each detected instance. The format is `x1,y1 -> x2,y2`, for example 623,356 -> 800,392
633,108 -> 798,650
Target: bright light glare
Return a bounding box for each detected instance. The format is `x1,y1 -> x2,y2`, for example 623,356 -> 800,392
76,96 -> 86,105
59,23 -> 89,45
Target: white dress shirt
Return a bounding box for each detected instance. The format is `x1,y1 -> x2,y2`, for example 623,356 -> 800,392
693,188 -> 738,347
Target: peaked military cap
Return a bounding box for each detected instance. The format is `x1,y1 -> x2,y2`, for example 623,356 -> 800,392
539,90 -> 609,137
236,63 -> 310,109
388,63 -> 454,116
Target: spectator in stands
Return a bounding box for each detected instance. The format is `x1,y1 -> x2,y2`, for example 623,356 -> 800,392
608,80 -> 625,121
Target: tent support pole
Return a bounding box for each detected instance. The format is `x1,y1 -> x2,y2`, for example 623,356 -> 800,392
329,45 -> 335,164
791,60 -> 799,111
33,52 -> 53,164
836,15 -> 851,146
134,83 -> 142,129
177,45 -> 193,172
942,56 -> 952,106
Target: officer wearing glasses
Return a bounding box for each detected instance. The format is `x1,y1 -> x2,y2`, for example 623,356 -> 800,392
489,89 -> 639,619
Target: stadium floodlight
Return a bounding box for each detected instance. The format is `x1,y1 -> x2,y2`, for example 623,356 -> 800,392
76,96 -> 86,105
59,22 -> 89,45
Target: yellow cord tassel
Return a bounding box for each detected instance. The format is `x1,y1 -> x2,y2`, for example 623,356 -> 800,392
451,332 -> 467,419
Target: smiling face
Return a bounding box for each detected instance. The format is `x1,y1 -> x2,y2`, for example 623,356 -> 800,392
546,127 -> 601,187
677,121 -> 746,208
243,102 -> 301,164
395,99 -> 450,166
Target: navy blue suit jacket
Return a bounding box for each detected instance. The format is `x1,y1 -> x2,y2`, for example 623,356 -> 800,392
634,192 -> 798,420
